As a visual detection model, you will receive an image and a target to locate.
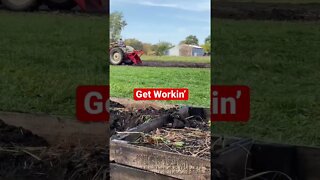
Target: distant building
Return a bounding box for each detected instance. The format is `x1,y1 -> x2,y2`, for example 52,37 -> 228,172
165,44 -> 205,56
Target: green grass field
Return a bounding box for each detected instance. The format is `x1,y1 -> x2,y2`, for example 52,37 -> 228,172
0,11 -> 107,116
212,19 -> 320,146
110,66 -> 210,107
142,55 -> 210,63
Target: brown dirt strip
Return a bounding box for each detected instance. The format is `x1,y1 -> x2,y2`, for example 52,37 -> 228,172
136,60 -> 210,68
0,5 -> 106,16
213,1 -> 320,21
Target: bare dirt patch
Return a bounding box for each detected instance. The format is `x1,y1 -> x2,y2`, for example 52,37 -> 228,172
136,60 -> 210,68
213,1 -> 320,21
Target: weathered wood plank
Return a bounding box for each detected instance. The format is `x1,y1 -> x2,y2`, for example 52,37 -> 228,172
0,111 -> 108,147
110,163 -> 179,180
110,140 -> 210,180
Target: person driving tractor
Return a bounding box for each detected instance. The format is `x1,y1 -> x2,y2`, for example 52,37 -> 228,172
118,38 -> 126,48
109,38 -> 143,65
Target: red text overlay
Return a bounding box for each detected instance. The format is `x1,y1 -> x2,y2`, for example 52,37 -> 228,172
211,85 -> 250,122
76,85 -> 109,122
134,88 -> 189,101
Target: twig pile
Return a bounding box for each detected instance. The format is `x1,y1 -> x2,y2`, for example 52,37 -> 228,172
0,145 -> 109,180
135,127 -> 210,159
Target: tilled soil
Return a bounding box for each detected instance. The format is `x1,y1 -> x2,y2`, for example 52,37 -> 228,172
213,1 -> 320,21
0,119 -> 108,180
136,60 -> 210,68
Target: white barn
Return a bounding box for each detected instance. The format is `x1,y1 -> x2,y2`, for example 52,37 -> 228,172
165,44 -> 205,56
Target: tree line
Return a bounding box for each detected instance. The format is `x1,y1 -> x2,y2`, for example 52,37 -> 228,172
110,11 -> 211,56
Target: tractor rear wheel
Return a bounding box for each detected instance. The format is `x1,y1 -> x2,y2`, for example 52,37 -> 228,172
110,48 -> 124,65
2,0 -> 39,11
44,0 -> 76,10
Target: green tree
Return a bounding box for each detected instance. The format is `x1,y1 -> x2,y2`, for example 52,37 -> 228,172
181,35 -> 199,45
150,44 -> 158,55
142,43 -> 153,55
202,35 -> 211,53
154,42 -> 173,56
110,11 -> 127,42
124,39 -> 143,50
205,35 -> 211,44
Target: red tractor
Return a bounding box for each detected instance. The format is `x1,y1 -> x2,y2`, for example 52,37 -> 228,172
109,42 -> 143,65
0,0 -> 106,12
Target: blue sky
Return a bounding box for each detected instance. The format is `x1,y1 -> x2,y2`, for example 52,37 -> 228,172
110,0 -> 210,45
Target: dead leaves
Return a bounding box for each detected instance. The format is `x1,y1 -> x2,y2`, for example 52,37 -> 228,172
136,127 -> 210,158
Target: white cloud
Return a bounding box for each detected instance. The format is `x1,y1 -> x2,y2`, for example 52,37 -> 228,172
173,14 -> 210,23
138,1 -> 177,8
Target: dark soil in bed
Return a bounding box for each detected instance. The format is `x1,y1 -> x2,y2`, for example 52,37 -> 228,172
0,119 -> 108,180
0,147 -> 108,180
110,101 -> 178,135
110,100 -> 210,159
0,119 -> 48,147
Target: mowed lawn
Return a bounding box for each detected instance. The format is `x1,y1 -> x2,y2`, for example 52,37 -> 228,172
0,11 -> 107,116
110,66 -> 210,107
142,55 -> 210,63
212,19 -> 320,146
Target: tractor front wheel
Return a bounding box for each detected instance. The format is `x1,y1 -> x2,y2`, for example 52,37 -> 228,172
110,48 -> 124,65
